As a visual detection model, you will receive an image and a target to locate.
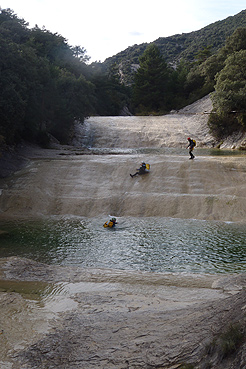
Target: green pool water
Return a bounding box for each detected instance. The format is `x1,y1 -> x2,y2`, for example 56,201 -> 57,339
1,216 -> 246,274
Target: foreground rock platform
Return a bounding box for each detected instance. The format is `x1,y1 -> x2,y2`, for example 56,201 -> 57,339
0,257 -> 246,368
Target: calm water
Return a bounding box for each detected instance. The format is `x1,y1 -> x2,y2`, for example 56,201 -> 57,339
89,147 -> 246,157
1,216 -> 246,274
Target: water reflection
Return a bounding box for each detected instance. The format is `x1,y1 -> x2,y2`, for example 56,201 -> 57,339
88,146 -> 246,157
0,217 -> 246,274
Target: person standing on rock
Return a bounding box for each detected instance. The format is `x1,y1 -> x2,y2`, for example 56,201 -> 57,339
186,137 -> 196,160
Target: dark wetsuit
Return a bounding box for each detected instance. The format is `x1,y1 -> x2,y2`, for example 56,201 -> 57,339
187,139 -> 195,159
130,163 -> 147,177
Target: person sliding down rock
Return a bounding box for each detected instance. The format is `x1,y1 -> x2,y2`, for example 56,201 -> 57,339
186,137 -> 196,160
130,162 -> 149,177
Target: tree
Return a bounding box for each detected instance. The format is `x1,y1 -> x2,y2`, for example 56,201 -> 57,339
72,45 -> 90,63
133,44 -> 170,113
223,27 -> 246,55
0,8 -> 98,146
209,49 -> 246,137
0,35 -> 28,143
91,64 -> 131,116
212,50 -> 246,113
195,46 -> 212,64
166,59 -> 190,108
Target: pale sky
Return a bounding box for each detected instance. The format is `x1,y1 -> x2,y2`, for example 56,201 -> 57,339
0,0 -> 245,62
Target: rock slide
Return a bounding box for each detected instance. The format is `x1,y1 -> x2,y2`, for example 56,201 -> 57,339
1,96 -> 246,222
0,95 -> 246,368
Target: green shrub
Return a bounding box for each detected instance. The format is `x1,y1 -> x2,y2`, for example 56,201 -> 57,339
219,324 -> 244,358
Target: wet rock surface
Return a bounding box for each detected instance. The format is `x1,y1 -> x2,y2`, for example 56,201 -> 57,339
0,257 -> 245,368
1,97 -> 246,221
14,290 -> 246,369
1,96 -> 246,368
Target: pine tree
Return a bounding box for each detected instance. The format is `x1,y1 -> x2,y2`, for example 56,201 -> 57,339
133,44 -> 170,113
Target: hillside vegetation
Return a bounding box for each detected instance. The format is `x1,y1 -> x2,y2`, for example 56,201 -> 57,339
0,9 -> 130,146
0,8 -> 246,149
104,10 -> 246,82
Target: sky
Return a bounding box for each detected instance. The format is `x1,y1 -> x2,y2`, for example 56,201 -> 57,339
0,0 -> 245,62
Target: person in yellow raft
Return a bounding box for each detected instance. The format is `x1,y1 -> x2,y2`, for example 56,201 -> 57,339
104,217 -> 118,228
130,162 -> 150,177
